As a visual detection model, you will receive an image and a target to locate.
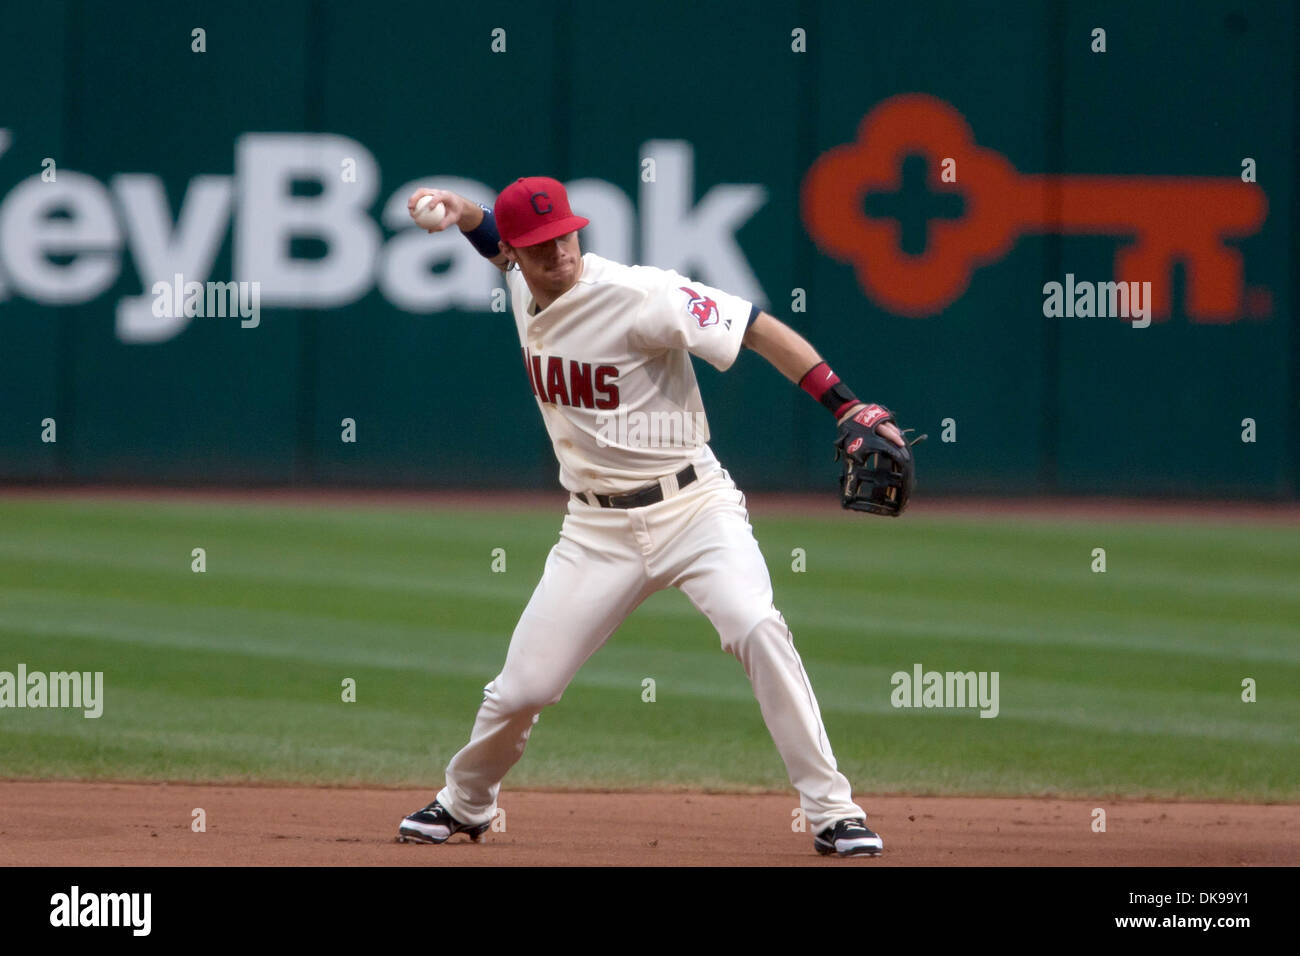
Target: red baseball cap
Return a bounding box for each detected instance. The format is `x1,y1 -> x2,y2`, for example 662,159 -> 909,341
494,176 -> 589,247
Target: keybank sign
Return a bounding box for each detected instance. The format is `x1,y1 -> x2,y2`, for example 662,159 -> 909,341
0,134 -> 768,344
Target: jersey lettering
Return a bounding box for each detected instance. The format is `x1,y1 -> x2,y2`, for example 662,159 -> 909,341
531,354 -> 546,399
568,360 -> 595,408
545,356 -> 570,406
523,348 -> 620,409
594,365 -> 619,409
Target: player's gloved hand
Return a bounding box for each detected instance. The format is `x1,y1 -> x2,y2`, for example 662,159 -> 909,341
833,403 -> 926,517
834,403 -> 907,461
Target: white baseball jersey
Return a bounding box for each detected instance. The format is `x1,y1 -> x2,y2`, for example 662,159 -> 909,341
506,253 -> 755,495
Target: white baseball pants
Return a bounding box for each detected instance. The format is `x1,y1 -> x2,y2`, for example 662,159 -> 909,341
436,460 -> 865,833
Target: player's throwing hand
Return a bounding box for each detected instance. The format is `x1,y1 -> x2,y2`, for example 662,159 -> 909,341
406,188 -> 465,232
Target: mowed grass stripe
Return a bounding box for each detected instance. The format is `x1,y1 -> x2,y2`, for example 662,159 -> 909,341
0,499 -> 1296,799
7,611 -> 1292,744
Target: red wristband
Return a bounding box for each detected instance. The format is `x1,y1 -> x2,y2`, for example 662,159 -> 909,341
799,362 -> 859,418
798,361 -> 839,400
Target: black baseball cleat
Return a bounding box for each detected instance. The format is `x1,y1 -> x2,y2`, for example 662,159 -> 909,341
814,818 -> 884,857
396,800 -> 490,845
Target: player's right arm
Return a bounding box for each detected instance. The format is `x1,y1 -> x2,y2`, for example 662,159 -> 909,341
407,188 -> 510,273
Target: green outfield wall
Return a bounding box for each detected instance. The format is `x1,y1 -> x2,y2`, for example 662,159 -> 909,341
0,0 -> 1294,495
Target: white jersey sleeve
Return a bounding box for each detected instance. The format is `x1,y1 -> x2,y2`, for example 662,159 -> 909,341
629,268 -> 754,372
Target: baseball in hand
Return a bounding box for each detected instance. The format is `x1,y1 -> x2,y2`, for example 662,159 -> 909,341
413,195 -> 447,230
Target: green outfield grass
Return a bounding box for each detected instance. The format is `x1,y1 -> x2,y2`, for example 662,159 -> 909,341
1,496 -> 1297,802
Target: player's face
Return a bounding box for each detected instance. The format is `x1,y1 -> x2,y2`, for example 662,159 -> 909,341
510,232 -> 582,297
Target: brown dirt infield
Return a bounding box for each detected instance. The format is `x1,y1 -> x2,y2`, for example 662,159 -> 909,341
3,782 -> 1295,866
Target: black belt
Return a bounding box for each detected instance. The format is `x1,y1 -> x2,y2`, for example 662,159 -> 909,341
575,464 -> 697,509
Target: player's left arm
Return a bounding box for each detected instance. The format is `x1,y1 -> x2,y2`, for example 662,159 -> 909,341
742,311 -> 904,446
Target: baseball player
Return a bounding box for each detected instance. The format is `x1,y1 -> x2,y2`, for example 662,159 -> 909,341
397,176 -> 917,857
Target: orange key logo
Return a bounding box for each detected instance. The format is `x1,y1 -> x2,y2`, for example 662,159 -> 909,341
801,94 -> 1269,322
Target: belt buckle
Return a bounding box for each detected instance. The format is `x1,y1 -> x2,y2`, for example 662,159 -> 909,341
614,483 -> 655,509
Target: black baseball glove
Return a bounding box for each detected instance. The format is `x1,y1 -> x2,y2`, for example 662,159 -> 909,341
833,403 -> 926,516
